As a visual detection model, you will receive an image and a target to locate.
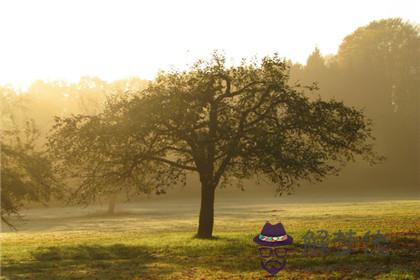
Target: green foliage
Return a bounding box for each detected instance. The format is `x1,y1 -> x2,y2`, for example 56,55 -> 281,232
48,52 -> 380,205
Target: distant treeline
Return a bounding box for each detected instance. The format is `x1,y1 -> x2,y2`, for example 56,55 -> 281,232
287,18 -> 419,193
1,77 -> 150,137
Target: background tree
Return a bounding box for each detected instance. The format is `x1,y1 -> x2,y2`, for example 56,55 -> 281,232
304,47 -> 328,85
336,18 -> 420,189
1,88 -> 60,228
336,18 -> 420,115
1,78 -> 150,214
289,18 -> 419,192
48,53 -> 381,238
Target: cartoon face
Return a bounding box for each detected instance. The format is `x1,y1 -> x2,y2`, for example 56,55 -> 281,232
258,246 -> 289,275
254,222 -> 293,275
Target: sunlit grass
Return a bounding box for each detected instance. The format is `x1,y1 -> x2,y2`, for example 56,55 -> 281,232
1,200 -> 419,279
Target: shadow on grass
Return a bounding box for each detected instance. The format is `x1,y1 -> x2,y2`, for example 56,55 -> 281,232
2,236 -> 419,279
3,244 -> 160,280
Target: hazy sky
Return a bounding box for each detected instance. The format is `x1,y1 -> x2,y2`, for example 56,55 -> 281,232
0,0 -> 418,88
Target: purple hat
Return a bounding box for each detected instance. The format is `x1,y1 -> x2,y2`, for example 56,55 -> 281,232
253,222 -> 293,246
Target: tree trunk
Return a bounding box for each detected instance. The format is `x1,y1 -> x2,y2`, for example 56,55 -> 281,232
107,193 -> 117,215
197,182 -> 216,238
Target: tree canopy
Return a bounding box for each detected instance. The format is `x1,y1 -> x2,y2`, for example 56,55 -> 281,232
337,18 -> 420,115
48,53 -> 381,238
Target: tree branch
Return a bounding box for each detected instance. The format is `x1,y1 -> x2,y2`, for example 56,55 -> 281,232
213,85 -> 274,185
215,81 -> 265,102
146,156 -> 197,171
155,145 -> 193,155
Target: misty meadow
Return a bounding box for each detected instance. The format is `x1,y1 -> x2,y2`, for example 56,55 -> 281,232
1,1 -> 419,279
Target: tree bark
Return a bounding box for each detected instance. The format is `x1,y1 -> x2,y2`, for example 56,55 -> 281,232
107,193 -> 117,215
197,182 -> 216,238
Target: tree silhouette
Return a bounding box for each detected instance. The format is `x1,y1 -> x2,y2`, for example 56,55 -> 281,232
48,53 -> 381,238
305,47 -> 327,78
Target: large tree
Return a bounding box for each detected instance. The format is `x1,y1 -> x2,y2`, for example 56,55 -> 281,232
48,53 -> 381,238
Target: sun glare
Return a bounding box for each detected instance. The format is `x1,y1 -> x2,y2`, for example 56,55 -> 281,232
0,0 -> 418,88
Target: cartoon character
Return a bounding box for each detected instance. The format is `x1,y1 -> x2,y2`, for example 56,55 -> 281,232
253,222 -> 293,276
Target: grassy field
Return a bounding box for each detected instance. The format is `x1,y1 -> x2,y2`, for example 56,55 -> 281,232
1,198 -> 419,279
